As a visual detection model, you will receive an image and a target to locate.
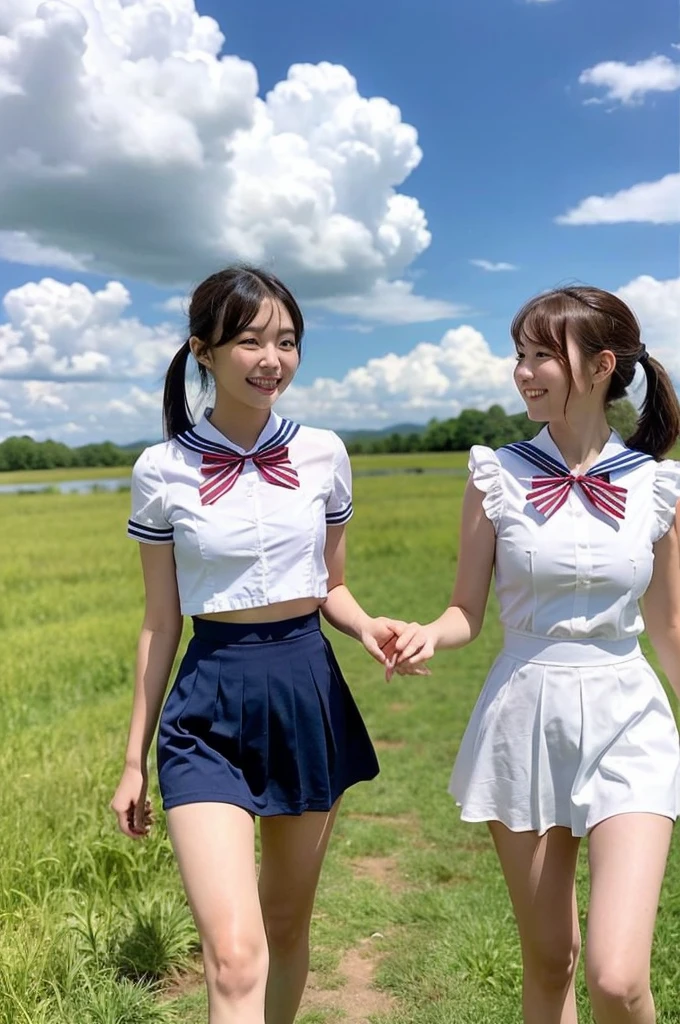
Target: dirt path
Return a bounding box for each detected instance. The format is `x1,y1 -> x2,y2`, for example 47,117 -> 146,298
301,938 -> 396,1022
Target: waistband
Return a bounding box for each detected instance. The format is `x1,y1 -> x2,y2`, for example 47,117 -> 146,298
191,611 -> 321,646
502,629 -> 642,667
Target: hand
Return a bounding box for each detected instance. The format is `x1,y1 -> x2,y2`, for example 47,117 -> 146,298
110,765 -> 153,840
385,622 -> 436,682
359,616 -> 408,667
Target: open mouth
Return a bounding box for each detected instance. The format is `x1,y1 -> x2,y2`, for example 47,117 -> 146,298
523,389 -> 547,400
247,377 -> 281,394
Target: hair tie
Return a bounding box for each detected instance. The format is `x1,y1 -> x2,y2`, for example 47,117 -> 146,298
637,344 -> 649,366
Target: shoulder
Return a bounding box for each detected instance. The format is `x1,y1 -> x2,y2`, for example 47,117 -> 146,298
132,440 -> 174,476
650,458 -> 680,543
290,423 -> 347,460
468,445 -> 506,526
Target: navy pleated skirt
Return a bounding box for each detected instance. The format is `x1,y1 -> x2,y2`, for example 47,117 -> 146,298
157,612 -> 379,815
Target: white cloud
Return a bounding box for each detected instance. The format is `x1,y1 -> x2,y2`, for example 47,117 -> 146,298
310,279 -> 466,324
0,0 -> 449,321
556,173 -> 680,225
0,277 -> 180,381
159,295 -> 188,315
0,231 -> 90,271
278,326 -> 517,427
615,275 -> 680,379
469,259 -> 518,272
579,55 -> 680,105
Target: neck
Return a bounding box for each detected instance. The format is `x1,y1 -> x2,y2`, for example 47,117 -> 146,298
207,395 -> 272,451
547,412 -> 611,473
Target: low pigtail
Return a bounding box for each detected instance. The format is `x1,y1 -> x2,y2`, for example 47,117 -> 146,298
162,340 -> 193,439
626,356 -> 680,459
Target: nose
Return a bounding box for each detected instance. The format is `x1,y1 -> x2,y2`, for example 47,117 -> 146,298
259,343 -> 281,369
515,361 -> 533,381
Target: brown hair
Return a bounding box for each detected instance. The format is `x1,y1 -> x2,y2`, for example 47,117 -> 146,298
511,285 -> 680,459
163,265 -> 305,438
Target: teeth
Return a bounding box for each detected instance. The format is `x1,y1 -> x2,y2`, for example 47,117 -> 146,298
525,389 -> 547,398
249,378 -> 279,388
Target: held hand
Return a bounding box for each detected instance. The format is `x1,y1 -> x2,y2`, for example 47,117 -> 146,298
110,765 -> 153,840
385,622 -> 436,682
359,616 -> 408,666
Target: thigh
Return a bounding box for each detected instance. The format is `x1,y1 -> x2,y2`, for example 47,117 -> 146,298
167,802 -> 264,953
586,813 -> 673,977
489,822 -> 582,959
258,800 -> 341,923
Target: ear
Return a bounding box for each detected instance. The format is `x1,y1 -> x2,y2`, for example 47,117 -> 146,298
189,335 -> 211,370
592,349 -> 616,385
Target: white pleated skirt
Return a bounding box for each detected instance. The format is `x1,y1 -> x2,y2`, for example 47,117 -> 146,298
449,630 -> 680,837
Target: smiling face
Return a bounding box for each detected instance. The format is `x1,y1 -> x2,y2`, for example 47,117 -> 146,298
192,297 -> 300,413
513,332 -> 605,424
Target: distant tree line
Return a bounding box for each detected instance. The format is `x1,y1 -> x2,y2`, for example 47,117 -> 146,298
345,400 -> 640,455
0,436 -> 143,472
0,400 -> 640,470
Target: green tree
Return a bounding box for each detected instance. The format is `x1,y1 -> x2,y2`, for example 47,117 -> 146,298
606,399 -> 638,441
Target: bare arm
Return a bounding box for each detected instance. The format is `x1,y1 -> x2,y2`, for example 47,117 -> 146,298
642,501 -> 680,700
392,479 -> 496,672
111,544 -> 183,837
320,524 -> 405,664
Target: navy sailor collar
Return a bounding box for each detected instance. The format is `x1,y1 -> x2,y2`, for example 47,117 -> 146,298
177,408 -> 300,458
503,426 -> 653,478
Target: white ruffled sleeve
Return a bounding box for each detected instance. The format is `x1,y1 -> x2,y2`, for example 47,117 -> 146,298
469,445 -> 505,530
651,459 -> 680,543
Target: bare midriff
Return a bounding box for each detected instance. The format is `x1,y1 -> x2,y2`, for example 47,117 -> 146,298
194,596 -> 324,624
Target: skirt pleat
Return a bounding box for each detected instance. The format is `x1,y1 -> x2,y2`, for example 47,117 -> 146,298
157,612 -> 378,815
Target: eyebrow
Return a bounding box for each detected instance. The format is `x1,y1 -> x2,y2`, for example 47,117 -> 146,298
240,325 -> 296,336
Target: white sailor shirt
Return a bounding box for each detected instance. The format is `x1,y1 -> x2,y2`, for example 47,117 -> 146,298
127,411 -> 353,616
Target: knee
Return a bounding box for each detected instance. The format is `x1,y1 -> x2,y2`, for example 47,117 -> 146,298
526,935 -> 581,991
586,964 -> 648,1012
262,904 -> 311,955
204,934 -> 268,1001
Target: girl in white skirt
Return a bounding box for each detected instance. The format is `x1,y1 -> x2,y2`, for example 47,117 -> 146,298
390,286 -> 680,1024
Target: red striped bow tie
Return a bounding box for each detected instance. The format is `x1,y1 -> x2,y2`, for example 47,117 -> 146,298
199,445 -> 300,505
527,474 -> 626,520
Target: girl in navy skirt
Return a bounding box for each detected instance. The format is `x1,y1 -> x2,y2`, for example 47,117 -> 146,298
110,266 -> 404,1024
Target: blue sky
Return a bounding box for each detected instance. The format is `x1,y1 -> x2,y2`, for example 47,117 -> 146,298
0,0 -> 677,442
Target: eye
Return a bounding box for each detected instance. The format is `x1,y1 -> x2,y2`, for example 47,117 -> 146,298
279,338 -> 297,350
515,352 -> 525,362
238,338 -> 260,346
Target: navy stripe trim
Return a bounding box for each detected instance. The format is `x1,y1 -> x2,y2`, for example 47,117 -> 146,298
502,441 -> 654,478
127,519 -> 174,543
176,418 -> 300,457
502,442 -> 567,475
590,450 -> 653,475
326,502 -> 353,525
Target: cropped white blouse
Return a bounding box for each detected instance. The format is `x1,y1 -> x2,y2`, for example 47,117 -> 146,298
127,411 -> 353,615
471,427 -> 680,641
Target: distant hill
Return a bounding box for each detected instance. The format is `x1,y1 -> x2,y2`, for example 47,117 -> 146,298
338,422 -> 426,443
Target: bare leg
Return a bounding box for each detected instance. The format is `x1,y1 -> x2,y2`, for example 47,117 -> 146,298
489,822 -> 582,1024
585,813 -> 673,1024
259,800 -> 341,1024
167,803 -> 268,1024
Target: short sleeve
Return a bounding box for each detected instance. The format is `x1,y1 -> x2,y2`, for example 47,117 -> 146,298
468,445 -> 504,529
651,459 -> 680,543
127,448 -> 174,545
326,433 -> 353,526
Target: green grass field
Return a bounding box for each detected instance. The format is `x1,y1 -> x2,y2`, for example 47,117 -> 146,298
1,473 -> 679,1023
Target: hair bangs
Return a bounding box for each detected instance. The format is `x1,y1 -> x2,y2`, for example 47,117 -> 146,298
214,271 -> 304,349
